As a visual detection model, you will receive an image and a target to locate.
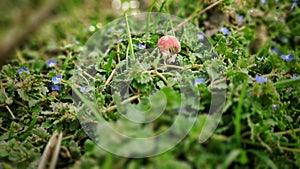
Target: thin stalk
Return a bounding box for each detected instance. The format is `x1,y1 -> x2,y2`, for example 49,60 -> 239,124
234,79 -> 248,147
125,13 -> 135,59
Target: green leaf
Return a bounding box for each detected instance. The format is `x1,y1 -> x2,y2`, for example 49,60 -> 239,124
248,149 -> 278,169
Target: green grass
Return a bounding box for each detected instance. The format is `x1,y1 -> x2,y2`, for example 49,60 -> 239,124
0,0 -> 300,168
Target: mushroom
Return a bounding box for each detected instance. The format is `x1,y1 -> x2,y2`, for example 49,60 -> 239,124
157,35 -> 181,63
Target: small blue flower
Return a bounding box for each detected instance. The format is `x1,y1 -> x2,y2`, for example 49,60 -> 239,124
194,78 -> 206,86
292,74 -> 297,79
50,83 -> 61,91
271,47 -> 279,54
221,27 -> 230,35
261,0 -> 266,5
275,0 -> 279,2
272,104 -> 278,110
291,1 -> 299,10
80,86 -> 87,93
257,56 -> 263,61
255,75 -> 267,84
196,32 -> 205,40
233,50 -> 238,54
120,21 -> 126,27
17,67 -> 28,73
281,54 -> 294,62
138,42 -> 146,49
236,14 -> 244,24
52,74 -> 62,84
277,18 -> 283,22
46,60 -> 57,67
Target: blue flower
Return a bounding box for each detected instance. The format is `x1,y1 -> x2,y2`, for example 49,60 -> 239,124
277,18 -> 283,22
291,1 -> 299,10
120,21 -> 126,27
257,56 -> 263,61
80,86 -> 87,93
275,0 -> 279,2
281,54 -> 294,61
271,47 -> 279,54
196,32 -> 205,40
194,78 -> 206,86
292,74 -> 297,79
233,50 -> 238,54
255,75 -> 267,84
272,104 -> 278,110
52,74 -> 62,84
221,27 -> 230,35
236,14 -> 244,24
138,42 -> 146,49
46,60 -> 57,67
261,0 -> 266,5
50,83 -> 61,91
17,67 -> 28,73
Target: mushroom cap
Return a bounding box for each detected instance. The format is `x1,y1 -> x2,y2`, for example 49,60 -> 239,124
157,35 -> 181,55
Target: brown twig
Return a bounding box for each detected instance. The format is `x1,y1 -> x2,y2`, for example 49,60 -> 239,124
5,105 -> 15,119
104,68 -> 117,86
103,95 -> 140,113
38,131 -> 63,169
174,0 -> 224,31
274,128 -> 300,135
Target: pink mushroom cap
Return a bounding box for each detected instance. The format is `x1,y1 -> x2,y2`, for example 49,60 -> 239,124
157,35 -> 181,55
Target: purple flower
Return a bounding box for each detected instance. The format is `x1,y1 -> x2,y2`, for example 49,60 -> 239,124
236,14 -> 244,24
46,60 -> 57,67
17,67 -> 28,73
261,0 -> 266,5
50,83 -> 61,91
196,32 -> 205,40
291,1 -> 299,10
80,86 -> 87,93
52,74 -> 62,84
271,47 -> 279,54
120,21 -> 126,27
255,75 -> 267,84
194,78 -> 206,86
272,104 -> 278,110
221,27 -> 230,35
257,56 -> 263,61
281,54 -> 294,61
138,42 -> 146,49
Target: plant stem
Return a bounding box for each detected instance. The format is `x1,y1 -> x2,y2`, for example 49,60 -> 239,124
125,13 -> 135,59
234,79 -> 248,147
274,78 -> 300,88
